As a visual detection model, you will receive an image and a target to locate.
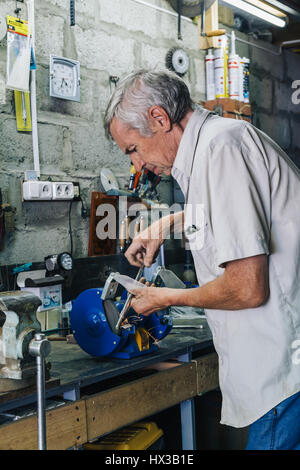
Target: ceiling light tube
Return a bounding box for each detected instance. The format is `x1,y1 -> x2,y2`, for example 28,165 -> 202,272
222,0 -> 286,27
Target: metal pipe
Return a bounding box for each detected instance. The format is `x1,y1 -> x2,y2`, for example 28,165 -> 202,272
29,333 -> 51,450
36,354 -> 46,450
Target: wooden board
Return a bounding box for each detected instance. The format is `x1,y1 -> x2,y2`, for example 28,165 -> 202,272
202,99 -> 252,122
194,353 -> 219,395
198,2 -> 220,50
0,376 -> 60,406
88,192 -> 118,256
0,400 -> 87,450
85,362 -> 197,441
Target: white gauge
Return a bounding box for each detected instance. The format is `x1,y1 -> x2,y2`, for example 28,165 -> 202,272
58,253 -> 73,271
50,55 -> 80,102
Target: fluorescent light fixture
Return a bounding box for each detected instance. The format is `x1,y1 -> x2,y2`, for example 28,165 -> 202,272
222,0 -> 287,27
245,0 -> 286,17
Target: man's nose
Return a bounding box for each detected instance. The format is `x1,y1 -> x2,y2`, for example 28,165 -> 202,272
131,155 -> 145,172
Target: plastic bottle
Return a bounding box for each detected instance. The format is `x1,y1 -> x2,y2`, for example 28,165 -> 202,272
228,31 -> 240,101
242,57 -> 250,103
205,49 -> 215,101
214,35 -> 229,99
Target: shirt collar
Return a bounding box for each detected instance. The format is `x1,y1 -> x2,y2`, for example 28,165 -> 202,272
172,106 -> 212,179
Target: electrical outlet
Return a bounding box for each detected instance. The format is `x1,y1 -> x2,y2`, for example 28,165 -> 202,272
23,181 -> 52,200
52,182 -> 74,200
72,182 -> 80,201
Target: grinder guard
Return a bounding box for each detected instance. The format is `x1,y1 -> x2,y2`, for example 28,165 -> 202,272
70,286 -> 172,359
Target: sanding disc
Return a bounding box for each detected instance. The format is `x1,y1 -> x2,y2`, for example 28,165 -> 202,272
99,168 -> 119,193
103,299 -> 121,336
166,47 -> 190,77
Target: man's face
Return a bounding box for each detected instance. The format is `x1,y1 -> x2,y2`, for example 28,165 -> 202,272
109,115 -> 178,176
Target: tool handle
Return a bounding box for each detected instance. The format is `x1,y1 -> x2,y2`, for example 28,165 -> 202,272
206,29 -> 226,37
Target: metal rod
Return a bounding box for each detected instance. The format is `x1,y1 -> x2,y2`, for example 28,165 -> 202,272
36,354 -> 46,450
29,332 -> 51,451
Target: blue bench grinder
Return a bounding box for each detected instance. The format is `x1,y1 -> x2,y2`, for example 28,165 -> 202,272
70,269 -> 173,359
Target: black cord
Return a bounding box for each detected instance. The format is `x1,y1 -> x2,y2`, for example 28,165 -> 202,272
68,199 -> 73,256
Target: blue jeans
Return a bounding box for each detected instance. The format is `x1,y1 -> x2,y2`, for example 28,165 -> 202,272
246,390 -> 300,450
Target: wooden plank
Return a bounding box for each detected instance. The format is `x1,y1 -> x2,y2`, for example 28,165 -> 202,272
88,192 -> 118,256
194,353 -> 219,395
198,2 -> 220,50
0,377 -> 60,405
85,362 -> 197,441
0,400 -> 87,450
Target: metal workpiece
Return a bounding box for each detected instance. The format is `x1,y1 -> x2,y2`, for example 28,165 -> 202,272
115,265 -> 144,333
29,333 -> 51,451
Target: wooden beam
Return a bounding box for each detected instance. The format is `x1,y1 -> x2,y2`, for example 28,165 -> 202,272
0,400 -> 87,450
194,353 -> 219,395
198,1 -> 220,50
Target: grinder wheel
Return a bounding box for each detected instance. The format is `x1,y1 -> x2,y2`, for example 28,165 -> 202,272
103,299 -> 122,336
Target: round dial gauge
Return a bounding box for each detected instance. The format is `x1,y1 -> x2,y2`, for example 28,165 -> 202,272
50,55 -> 80,102
58,252 -> 73,271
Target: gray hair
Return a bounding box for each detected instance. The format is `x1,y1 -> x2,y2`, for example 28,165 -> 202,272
103,69 -> 193,139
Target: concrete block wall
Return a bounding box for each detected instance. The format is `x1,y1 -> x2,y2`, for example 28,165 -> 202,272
0,0 -> 206,265
0,0 -> 299,267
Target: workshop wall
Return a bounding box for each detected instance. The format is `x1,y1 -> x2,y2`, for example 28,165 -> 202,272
0,0 -> 299,267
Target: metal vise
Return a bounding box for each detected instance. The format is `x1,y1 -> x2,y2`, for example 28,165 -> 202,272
0,291 -> 43,391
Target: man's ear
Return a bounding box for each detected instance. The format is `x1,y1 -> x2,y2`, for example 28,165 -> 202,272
148,106 -> 172,132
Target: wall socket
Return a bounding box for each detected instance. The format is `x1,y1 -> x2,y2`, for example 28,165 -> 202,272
22,181 -> 75,201
72,182 -> 81,201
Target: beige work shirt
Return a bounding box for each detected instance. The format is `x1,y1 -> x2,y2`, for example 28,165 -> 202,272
171,107 -> 300,428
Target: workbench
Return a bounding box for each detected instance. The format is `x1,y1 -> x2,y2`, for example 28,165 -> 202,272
0,324 -> 218,450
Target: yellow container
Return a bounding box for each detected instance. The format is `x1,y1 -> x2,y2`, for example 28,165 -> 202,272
83,421 -> 163,451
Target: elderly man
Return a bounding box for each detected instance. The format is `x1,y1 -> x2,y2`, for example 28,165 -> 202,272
104,69 -> 300,450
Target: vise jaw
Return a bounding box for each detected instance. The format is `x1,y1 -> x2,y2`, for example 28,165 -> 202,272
0,291 -> 42,389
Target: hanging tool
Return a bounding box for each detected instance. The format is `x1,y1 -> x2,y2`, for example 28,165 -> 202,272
128,164 -> 136,191
70,0 -> 75,26
137,169 -> 149,197
144,173 -> 161,200
165,47 -> 190,77
14,90 -> 32,131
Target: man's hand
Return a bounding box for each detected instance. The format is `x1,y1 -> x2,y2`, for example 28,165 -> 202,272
130,286 -> 173,315
125,227 -> 162,268
125,211 -> 184,267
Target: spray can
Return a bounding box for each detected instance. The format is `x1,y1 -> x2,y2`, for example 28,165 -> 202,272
228,31 -> 240,101
214,35 -> 229,99
242,57 -> 250,103
205,49 -> 215,101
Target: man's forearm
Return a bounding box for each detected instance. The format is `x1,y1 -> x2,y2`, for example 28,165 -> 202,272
165,276 -> 249,310
164,257 -> 269,311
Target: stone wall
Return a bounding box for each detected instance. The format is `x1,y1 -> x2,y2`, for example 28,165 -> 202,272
0,0 -> 299,266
